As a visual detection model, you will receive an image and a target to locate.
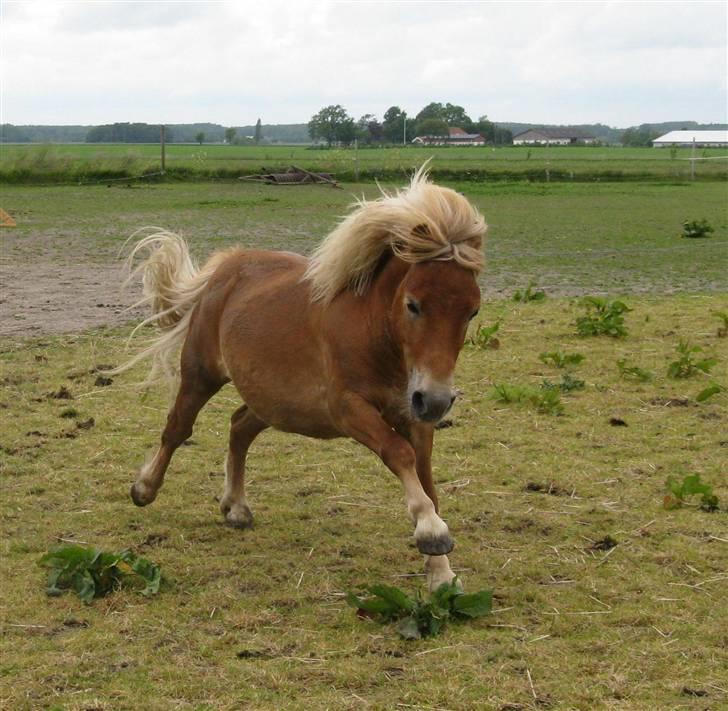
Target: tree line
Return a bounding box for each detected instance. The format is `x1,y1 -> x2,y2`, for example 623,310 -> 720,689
308,102 -> 514,147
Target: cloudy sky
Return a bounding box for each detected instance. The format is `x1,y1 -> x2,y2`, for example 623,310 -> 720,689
1,0 -> 726,128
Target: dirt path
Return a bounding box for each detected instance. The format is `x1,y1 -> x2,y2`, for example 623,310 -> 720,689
0,262 -> 145,338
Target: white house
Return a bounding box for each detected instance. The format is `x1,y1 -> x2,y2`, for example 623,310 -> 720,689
652,130 -> 728,147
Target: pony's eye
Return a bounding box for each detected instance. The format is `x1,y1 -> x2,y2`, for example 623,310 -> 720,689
469,309 -> 480,321
406,299 -> 421,317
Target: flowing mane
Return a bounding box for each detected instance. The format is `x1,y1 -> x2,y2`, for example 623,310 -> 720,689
303,165 -> 487,304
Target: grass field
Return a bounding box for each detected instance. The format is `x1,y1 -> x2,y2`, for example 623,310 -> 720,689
1,143 -> 727,183
1,177 -> 727,709
2,180 -> 727,297
1,297 -> 727,710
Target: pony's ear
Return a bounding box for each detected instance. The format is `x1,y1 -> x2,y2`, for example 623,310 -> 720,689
412,223 -> 431,239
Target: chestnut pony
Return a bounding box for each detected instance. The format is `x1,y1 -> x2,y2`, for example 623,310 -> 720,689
120,168 -> 486,590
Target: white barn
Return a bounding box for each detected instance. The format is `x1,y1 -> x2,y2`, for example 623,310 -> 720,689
653,130 -> 728,147
512,128 -> 596,146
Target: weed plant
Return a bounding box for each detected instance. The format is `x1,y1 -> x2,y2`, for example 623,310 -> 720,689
576,297 -> 631,337
346,581 -> 492,640
616,358 -> 654,382
664,474 -> 719,512
542,373 -> 586,393
38,544 -> 161,604
667,340 -> 717,379
468,320 -> 501,349
513,282 -> 546,303
539,351 -> 584,368
493,382 -> 564,414
681,219 -> 714,239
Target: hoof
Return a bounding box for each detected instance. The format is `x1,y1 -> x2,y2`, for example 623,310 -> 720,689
221,500 -> 254,529
130,481 -> 156,507
416,532 -> 455,556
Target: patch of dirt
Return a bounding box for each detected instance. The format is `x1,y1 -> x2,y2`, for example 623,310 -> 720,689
524,481 -> 573,496
649,397 -> 691,408
0,262 -> 144,337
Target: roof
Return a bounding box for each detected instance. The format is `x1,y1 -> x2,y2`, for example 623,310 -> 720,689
653,130 -> 728,144
514,128 -> 596,140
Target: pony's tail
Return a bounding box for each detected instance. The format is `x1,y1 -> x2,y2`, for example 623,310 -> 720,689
112,228 -> 217,385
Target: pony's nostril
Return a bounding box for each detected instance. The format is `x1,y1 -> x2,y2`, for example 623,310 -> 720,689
449,394 -> 456,406
412,390 -> 425,414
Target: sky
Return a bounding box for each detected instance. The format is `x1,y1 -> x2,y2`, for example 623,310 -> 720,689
1,0 -> 726,128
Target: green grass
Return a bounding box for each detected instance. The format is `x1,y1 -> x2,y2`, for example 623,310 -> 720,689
1,175 -> 727,707
1,143 -> 727,183
2,180 -> 727,296
1,296 -> 727,709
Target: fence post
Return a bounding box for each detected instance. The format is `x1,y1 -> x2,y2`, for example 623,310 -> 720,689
160,125 -> 166,174
354,138 -> 359,182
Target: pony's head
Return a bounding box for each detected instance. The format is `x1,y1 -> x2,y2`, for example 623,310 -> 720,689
393,257 -> 481,423
305,165 -> 486,423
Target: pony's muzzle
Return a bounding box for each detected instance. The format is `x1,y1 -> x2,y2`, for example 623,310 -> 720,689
411,389 -> 456,423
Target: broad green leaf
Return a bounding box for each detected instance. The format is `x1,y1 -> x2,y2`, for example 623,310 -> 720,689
666,476 -> 683,498
452,590 -> 493,618
680,474 -> 711,498
396,616 -> 422,640
696,358 -> 717,373
346,592 -> 400,616
426,613 -> 445,636
368,584 -> 416,613
73,569 -> 97,604
430,580 -> 462,608
697,384 -> 723,402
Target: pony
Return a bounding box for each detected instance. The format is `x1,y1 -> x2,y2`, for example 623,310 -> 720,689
118,166 -> 486,591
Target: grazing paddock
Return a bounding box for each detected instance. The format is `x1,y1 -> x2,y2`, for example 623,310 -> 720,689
1,143 -> 727,183
0,179 -> 726,709
1,180 -> 726,337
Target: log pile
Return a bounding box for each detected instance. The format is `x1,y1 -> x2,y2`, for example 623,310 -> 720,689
240,165 -> 339,187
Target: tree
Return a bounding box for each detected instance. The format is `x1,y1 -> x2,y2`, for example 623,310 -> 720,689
621,126 -> 658,147
415,118 -> 449,137
357,114 -> 383,144
475,115 -> 495,142
85,122 -> 172,143
415,102 -> 474,131
308,105 -> 355,147
254,118 -> 262,144
382,106 -> 415,144
225,127 -> 237,144
416,102 -> 445,123
195,131 -> 205,145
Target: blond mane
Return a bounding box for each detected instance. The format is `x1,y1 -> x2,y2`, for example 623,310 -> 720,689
303,165 -> 486,304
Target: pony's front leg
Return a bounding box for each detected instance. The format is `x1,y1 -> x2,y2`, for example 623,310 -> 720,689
409,424 -> 458,592
338,395 -> 453,557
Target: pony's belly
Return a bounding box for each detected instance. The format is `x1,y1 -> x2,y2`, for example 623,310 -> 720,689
233,375 -> 341,439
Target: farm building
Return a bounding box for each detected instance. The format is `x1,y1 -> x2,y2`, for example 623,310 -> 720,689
513,128 -> 597,146
652,130 -> 728,147
412,127 -> 486,146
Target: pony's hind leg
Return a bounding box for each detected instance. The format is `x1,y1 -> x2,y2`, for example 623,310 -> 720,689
131,375 -> 222,506
219,404 -> 268,528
